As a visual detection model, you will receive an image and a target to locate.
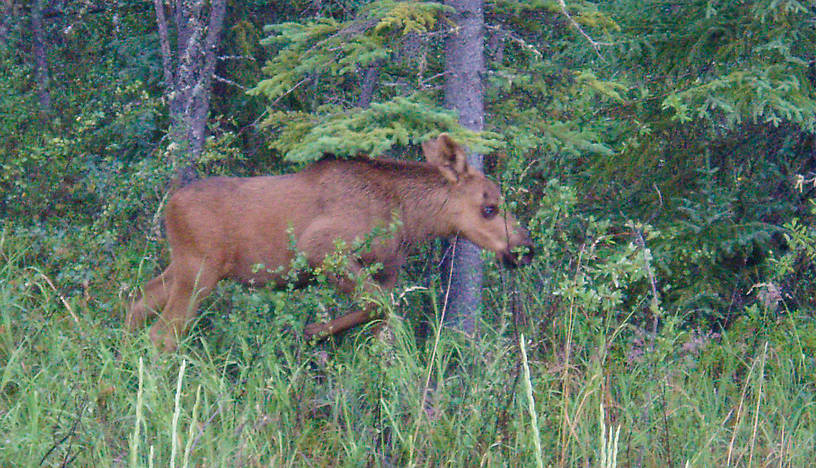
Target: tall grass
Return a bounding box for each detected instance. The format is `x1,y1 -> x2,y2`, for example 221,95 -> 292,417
1,228 -> 816,466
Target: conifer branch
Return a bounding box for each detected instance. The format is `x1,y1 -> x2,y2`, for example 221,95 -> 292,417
557,0 -> 611,58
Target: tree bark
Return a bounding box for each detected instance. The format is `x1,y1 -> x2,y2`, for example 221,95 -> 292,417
357,61 -> 381,108
442,0 -> 485,335
31,0 -> 51,114
153,0 -> 227,185
0,0 -> 14,45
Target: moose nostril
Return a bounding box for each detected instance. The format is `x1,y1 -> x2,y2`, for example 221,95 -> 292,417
502,241 -> 534,268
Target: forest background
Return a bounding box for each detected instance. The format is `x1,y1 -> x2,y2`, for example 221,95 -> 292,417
2,0 -> 816,466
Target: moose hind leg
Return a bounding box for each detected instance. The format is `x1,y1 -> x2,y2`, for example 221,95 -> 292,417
304,309 -> 375,340
304,263 -> 397,340
149,259 -> 220,352
126,268 -> 173,332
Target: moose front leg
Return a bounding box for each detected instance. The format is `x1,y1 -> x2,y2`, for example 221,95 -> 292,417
303,261 -> 397,340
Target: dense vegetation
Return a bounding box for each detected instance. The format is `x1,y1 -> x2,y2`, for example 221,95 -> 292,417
2,0 -> 815,465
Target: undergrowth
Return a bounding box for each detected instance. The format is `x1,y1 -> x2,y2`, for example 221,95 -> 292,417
2,214 -> 816,466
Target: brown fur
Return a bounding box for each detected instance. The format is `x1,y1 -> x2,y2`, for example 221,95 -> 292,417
126,134 -> 533,351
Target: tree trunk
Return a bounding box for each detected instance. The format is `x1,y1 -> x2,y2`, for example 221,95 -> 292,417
31,0 -> 50,114
0,0 -> 14,45
357,61 -> 381,108
154,0 -> 226,185
442,0 -> 485,335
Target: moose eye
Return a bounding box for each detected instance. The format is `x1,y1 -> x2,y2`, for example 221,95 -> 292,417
481,205 -> 498,219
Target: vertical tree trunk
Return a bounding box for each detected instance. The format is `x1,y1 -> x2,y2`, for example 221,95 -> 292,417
442,0 -> 485,335
154,0 -> 226,185
357,61 -> 381,108
31,0 -> 50,114
0,0 -> 14,45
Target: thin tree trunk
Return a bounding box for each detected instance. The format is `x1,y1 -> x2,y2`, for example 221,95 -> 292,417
0,0 -> 13,45
486,25 -> 505,65
31,0 -> 50,113
357,61 -> 381,108
154,0 -> 226,185
153,0 -> 173,87
442,0 -> 485,335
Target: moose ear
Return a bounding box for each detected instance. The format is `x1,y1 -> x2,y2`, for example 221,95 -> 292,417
422,133 -> 469,183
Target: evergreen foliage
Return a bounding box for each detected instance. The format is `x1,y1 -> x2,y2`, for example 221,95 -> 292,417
248,1 -> 477,162
1,0 -> 816,464
593,0 -> 816,319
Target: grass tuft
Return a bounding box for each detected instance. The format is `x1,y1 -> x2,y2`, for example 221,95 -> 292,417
1,227 -> 815,465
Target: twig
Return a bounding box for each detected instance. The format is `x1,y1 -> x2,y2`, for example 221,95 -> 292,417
217,54 -> 256,62
37,272 -> 79,324
418,71 -> 450,88
646,183 -> 664,224
270,78 -> 311,106
188,403 -> 224,455
557,0 -> 612,58
212,74 -> 247,90
236,109 -> 268,138
40,397 -> 87,466
633,228 -> 660,341
485,24 -> 542,58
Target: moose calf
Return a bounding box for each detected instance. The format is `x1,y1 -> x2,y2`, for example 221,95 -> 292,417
126,134 -> 534,351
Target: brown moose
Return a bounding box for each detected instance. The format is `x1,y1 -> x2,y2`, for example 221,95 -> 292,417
126,134 -> 534,351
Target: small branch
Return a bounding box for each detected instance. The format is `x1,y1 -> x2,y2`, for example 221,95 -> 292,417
646,183 -> 664,224
270,77 -> 310,106
217,54 -> 256,62
485,24 -> 542,59
212,74 -> 247,90
419,71 -> 450,88
794,173 -> 816,192
557,0 -> 612,58
37,272 -> 80,324
633,228 -> 660,341
236,109 -> 267,137
40,396 -> 87,466
188,403 -> 224,456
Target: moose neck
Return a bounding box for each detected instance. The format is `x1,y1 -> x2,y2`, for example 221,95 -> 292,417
392,169 -> 456,244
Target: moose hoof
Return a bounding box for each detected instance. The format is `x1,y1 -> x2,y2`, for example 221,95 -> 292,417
149,326 -> 180,353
